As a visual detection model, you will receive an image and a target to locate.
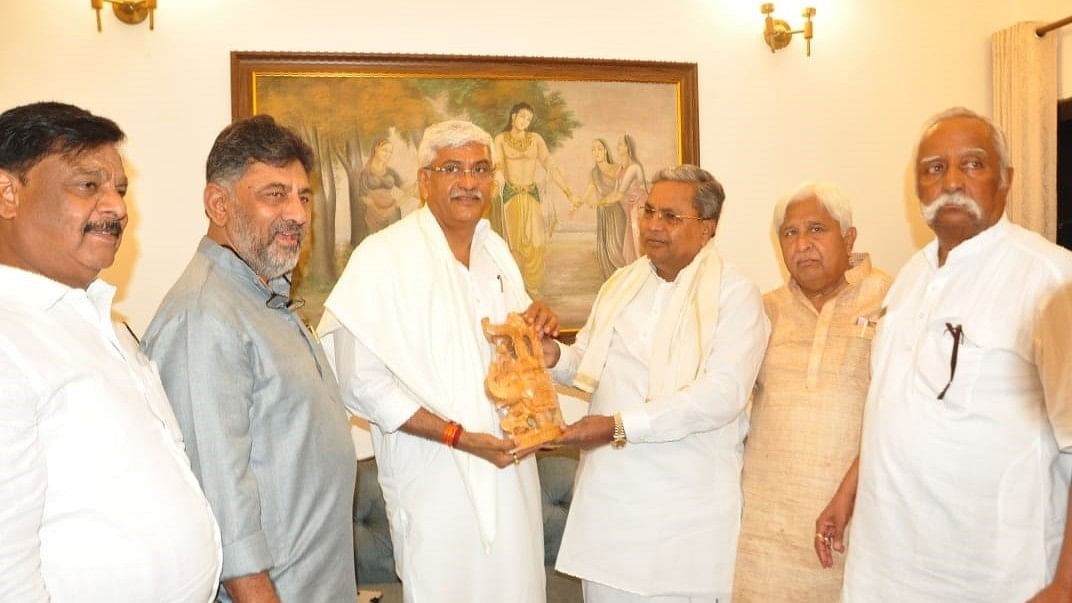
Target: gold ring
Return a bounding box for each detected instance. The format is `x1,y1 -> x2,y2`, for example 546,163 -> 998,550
512,453 -> 520,465
815,532 -> 829,544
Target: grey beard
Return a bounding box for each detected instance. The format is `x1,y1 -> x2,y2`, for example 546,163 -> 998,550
228,217 -> 303,280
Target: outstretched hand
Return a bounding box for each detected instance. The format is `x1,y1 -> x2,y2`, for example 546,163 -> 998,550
551,415 -> 614,450
523,300 -> 560,338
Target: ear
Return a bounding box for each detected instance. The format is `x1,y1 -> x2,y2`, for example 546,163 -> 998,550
203,182 -> 231,227
0,169 -> 19,220
417,168 -> 431,202
705,219 -> 718,239
1002,166 -> 1015,193
844,226 -> 858,254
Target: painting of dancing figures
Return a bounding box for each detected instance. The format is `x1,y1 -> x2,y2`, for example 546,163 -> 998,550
234,53 -> 697,328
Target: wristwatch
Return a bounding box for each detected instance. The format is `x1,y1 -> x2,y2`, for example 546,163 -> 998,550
611,413 -> 626,449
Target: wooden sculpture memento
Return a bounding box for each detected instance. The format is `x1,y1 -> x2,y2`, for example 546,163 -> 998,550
482,313 -> 566,451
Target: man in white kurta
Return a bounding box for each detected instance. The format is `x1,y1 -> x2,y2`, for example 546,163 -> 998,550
319,121 -> 558,603
841,108 -> 1072,601
0,102 -> 222,602
549,166 -> 769,602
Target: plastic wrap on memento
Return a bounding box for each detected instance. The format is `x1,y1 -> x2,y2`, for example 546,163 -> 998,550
482,313 -> 566,451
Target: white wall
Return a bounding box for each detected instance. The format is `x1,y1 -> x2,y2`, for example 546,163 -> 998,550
3,0 -> 1070,330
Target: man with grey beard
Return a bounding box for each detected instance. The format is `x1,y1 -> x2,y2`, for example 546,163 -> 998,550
144,115 -> 357,603
816,108 -> 1072,602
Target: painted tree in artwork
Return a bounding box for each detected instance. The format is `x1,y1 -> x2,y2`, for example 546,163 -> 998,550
426,79 -> 582,151
254,75 -> 580,292
256,77 -> 440,288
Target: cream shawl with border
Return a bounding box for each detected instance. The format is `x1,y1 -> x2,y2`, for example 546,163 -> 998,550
574,239 -> 723,398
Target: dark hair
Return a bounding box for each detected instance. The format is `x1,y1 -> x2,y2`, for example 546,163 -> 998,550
205,114 -> 314,183
0,102 -> 125,182
652,164 -> 727,221
502,102 -> 535,132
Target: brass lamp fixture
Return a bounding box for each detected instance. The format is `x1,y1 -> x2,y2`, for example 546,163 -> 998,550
91,0 -> 157,32
761,3 -> 815,57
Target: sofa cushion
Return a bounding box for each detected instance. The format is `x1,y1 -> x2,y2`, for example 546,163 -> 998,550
537,452 -> 578,567
353,459 -> 397,585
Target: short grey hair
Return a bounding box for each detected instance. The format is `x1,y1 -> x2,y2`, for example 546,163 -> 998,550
916,107 -> 1011,187
772,182 -> 853,235
416,120 -> 493,168
651,164 -> 726,221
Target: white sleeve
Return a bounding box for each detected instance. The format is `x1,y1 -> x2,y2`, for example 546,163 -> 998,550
0,341 -> 49,601
329,320 -> 422,433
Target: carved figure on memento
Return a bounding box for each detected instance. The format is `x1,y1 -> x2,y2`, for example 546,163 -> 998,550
482,313 -> 565,450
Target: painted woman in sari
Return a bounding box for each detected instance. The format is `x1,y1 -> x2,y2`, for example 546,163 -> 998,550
578,139 -> 626,279
357,138 -> 404,235
614,133 -> 648,263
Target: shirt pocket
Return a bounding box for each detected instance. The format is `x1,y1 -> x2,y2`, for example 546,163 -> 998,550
827,322 -> 877,388
913,317 -> 988,413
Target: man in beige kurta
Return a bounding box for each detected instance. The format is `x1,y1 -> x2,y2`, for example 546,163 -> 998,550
734,184 -> 890,601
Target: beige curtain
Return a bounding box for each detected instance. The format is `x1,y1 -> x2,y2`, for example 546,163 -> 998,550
992,22 -> 1059,241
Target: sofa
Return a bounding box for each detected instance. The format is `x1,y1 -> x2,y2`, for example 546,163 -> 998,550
352,451 -> 583,602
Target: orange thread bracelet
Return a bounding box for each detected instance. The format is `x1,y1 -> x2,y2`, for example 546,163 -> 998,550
443,421 -> 463,448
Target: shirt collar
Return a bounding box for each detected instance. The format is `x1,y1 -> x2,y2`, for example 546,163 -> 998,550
923,213 -> 1011,269
0,264 -> 116,316
646,239 -> 718,284
844,252 -> 872,285
197,236 -> 291,296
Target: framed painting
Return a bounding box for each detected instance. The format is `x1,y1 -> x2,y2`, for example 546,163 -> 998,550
231,51 -> 699,332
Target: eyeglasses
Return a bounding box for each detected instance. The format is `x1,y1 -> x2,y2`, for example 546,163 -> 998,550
266,291 -> 305,312
936,323 -> 962,401
640,205 -> 710,227
265,274 -> 305,311
423,162 -> 494,180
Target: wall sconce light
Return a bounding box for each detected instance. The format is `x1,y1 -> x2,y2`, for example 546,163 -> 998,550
91,0 -> 157,32
761,3 -> 815,57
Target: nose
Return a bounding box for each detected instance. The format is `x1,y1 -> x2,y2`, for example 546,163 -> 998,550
941,165 -> 966,193
282,190 -> 309,223
457,169 -> 479,187
794,231 -> 815,252
97,182 -> 127,221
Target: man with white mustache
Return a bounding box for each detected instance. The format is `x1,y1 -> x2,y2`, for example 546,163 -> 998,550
826,108 -> 1072,602
144,116 -> 357,603
319,120 -> 559,602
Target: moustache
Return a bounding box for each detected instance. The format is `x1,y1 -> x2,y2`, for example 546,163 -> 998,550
922,192 -> 983,224
82,219 -> 124,236
449,188 -> 484,201
271,220 -> 305,240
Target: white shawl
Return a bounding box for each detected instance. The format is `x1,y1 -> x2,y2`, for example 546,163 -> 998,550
573,239 -> 723,398
319,206 -> 528,547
